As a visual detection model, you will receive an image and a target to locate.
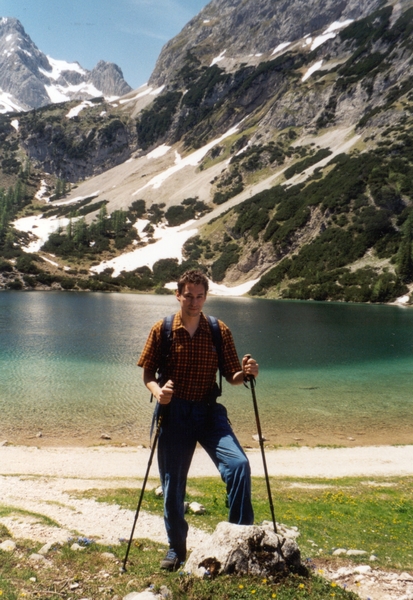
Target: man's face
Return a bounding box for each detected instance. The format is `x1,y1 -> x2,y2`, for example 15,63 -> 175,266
176,283 -> 207,317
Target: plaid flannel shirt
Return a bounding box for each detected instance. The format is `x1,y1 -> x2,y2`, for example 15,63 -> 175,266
137,312 -> 242,401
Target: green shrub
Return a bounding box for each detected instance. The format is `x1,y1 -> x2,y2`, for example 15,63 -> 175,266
211,243 -> 240,282
152,258 -> 181,285
136,91 -> 183,150
6,279 -> 23,289
165,198 -> 210,226
0,259 -> 13,273
15,254 -> 40,274
284,149 -> 332,180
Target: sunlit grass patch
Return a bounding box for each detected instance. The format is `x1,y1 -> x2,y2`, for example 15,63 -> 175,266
77,475 -> 413,570
0,506 -> 60,529
0,535 -> 360,600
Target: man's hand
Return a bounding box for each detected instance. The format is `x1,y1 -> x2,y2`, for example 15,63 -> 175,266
242,355 -> 259,379
158,379 -> 174,404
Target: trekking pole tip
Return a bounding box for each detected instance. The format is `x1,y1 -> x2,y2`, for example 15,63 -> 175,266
119,565 -> 127,574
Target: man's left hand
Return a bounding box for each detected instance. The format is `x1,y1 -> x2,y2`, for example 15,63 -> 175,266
242,355 -> 259,379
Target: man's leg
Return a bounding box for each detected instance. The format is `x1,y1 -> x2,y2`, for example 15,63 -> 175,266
157,398 -> 197,567
199,403 -> 254,525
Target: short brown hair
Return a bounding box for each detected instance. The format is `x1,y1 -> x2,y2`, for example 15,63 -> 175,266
177,269 -> 209,294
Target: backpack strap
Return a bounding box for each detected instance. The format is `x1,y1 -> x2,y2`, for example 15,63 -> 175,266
149,313 -> 174,438
206,315 -> 223,396
158,313 -> 174,387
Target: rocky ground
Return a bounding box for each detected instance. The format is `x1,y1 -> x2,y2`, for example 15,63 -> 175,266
1,444 -> 413,599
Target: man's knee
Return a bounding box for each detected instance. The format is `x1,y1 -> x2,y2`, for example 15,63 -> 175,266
225,453 -> 251,480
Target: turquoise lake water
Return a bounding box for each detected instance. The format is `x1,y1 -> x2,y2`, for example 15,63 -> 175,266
1,291 -> 412,446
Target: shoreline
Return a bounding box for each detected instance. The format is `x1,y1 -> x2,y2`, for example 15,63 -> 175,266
2,426 -> 413,449
2,443 -> 413,479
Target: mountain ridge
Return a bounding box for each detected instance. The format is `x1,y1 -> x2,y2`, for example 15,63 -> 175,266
0,0 -> 412,304
0,17 -> 132,112
149,0 -> 385,86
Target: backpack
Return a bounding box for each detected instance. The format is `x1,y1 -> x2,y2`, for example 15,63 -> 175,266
159,313 -> 224,396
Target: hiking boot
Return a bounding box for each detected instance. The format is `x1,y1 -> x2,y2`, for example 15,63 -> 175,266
160,549 -> 183,572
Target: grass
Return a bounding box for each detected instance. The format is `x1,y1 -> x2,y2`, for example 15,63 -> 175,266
79,475 -> 413,570
0,506 -> 61,529
1,476 -> 412,599
0,537 -> 358,600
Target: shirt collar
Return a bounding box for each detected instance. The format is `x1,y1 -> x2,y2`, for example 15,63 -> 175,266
173,312 -> 208,331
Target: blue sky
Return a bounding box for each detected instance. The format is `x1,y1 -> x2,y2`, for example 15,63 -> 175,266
1,0 -> 210,89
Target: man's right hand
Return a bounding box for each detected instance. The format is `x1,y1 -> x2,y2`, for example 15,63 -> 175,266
158,379 -> 174,404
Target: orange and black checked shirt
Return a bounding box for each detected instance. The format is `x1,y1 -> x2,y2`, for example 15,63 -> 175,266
137,312 -> 242,401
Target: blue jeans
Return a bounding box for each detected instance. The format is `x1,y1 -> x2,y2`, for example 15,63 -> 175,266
157,397 -> 254,559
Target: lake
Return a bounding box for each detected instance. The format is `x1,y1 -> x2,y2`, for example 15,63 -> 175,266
1,291 -> 412,447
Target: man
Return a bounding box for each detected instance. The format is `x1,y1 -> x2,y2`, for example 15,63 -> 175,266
138,269 -> 259,571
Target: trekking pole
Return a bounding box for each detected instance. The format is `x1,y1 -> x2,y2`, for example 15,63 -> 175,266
120,406 -> 163,573
245,355 -> 277,533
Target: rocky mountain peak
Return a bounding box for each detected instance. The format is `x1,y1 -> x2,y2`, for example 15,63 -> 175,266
149,0 -> 385,86
0,17 -> 132,112
89,60 -> 132,99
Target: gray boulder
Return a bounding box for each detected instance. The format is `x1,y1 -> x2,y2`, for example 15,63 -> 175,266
184,521 -> 301,578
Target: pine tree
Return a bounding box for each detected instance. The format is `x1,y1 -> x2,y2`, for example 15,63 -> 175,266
73,218 -> 88,248
54,179 -> 62,199
397,213 -> 413,284
97,205 -> 108,235
66,218 -> 73,239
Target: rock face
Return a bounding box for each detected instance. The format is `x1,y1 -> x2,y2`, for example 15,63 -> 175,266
149,0 -> 384,86
89,61 -> 132,99
184,521 -> 301,577
18,105 -> 136,181
0,17 -> 131,112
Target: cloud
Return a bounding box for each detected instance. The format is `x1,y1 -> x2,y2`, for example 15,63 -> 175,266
118,24 -> 170,41
125,0 -> 193,25
119,0 -> 198,42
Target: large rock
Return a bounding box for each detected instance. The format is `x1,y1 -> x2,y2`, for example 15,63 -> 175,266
184,521 -> 301,578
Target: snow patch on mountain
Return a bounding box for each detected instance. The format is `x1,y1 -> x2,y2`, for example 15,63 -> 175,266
271,42 -> 291,56
210,49 -> 227,67
90,222 -> 197,276
302,60 -> 324,82
0,90 -> 25,114
133,123 -> 240,195
66,101 -> 94,119
146,144 -> 171,159
13,214 -> 75,253
39,56 -> 86,80
310,19 -> 353,51
118,84 -> 165,105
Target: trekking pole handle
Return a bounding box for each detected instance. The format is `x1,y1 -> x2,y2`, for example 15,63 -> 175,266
243,354 -> 256,385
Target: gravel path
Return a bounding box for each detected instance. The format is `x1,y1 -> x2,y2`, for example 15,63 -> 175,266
1,444 -> 413,600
